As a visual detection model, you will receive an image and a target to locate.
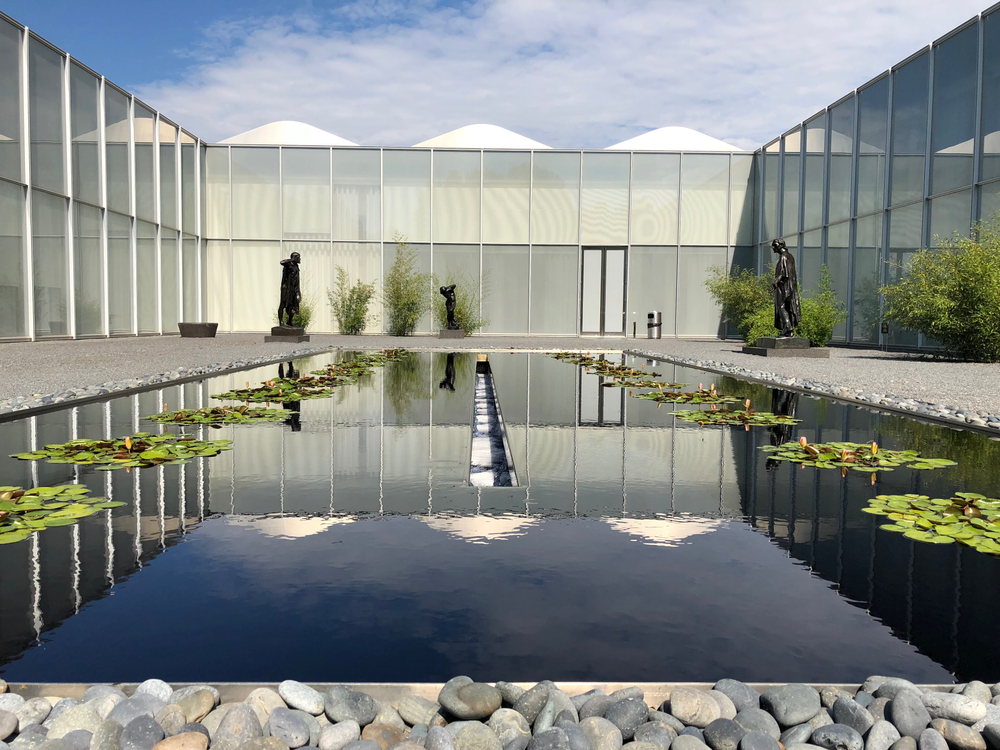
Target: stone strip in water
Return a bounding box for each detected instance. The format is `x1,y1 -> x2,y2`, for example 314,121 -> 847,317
0,676 -> 997,750
625,347 -> 1000,433
0,346 -> 335,418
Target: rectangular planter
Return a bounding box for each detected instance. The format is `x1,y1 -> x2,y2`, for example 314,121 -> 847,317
178,323 -> 219,338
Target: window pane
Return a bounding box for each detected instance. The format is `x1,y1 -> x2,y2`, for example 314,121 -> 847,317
105,87 -> 130,214
433,150 -> 480,243
434,243 -> 480,331
73,202 -> 102,334
800,228 -> 822,294
206,240 -> 231,331
283,148 -> 331,240
70,63 -> 100,206
483,152 -> 528,243
529,245 -> 576,333
232,241 -> 281,330
160,121 -> 177,229
581,152 -> 628,245
828,97 -> 855,224
136,220 -> 157,333
628,246 -> 676,337
284,241 -> 332,332
730,155 -> 755,246
929,189 -> 972,245
332,242 -> 380,333
931,25 -> 977,195
890,55 -> 929,206
182,143 -> 196,234
482,245 -> 527,333
383,241 -> 431,332
982,180 -> 1000,223
183,236 -> 198,323
631,153 -> 679,245
32,190 -> 68,336
886,203 -> 922,346
231,147 -> 279,239
763,141 -> 780,241
802,115 -> 825,231
826,221 -> 849,341
677,247 -> 726,336
29,38 -> 64,194
161,233 -> 178,332
852,214 -> 883,343
983,12 -> 1000,182
0,180 -> 25,336
681,154 -> 729,245
333,149 -> 380,241
532,152 -> 580,245
858,77 -> 889,215
108,211 -> 132,334
383,150 -> 430,242
135,105 -> 156,222
782,129 -> 800,235
204,147 -> 230,238
0,20 -> 21,182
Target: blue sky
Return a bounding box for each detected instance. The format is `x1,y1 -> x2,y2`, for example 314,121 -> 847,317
5,0 -> 991,148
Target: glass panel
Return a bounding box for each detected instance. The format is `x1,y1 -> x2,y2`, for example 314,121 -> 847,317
529,245 -> 576,334
826,221 -> 850,341
31,190 -> 68,336
161,234 -> 178,332
283,148 -> 331,240
730,155 -> 755,246
232,241 -> 281,331
200,240 -> 207,323
332,150 -> 380,241
929,189 -> 972,245
331,242 -> 380,333
857,77 -> 889,215
482,245 -> 527,333
802,115 -> 825,231
680,154 -> 729,245
677,247 -> 726,336
982,180 -> 1000,223
782,129 -> 800,236
70,63 -> 100,206
890,55 -> 929,206
604,248 -> 625,334
886,203 -> 922,346
183,236 -> 197,323
0,180 -> 25,337
383,150 -> 430,242
852,214 -> 882,343
284,241 -> 332,332
136,220 -> 157,333
0,20 -> 21,182
231,147 -> 279,239
204,147 -> 230,238
631,153 -> 679,245
206,240 -> 231,331
800,229 -> 822,294
482,152 -> 529,244
628,246 -> 676,337
828,96 -> 855,224
382,241 -> 431,332
29,38 -> 64,194
73,202 -> 102,334
105,87 -> 129,215
931,25 -> 977,195
160,121 -> 177,229
581,249 -> 601,333
107,211 -> 132,334
532,152 -> 580,245
182,142 -> 196,234
581,152 -> 629,245
762,141 -> 780,242
983,12 -> 1000,182
433,150 -> 480,243
433,243 -> 479,332
135,105 -> 156,222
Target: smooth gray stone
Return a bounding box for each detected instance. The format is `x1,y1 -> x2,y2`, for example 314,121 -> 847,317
633,723 -> 676,750
267,707 -> 310,749
672,736 -> 710,750
890,739 -> 917,750
970,703 -> 1000,733
245,689 -> 287,728
527,730 -> 570,750
134,682 -> 173,705
497,685 -> 526,709
0,711 -> 17,741
514,685 -> 554,726
488,709 -> 531,750
319,721 -> 361,750
709,694 -> 737,723
399,698 -> 442,729
715,683 -> 759,715
46,701 -> 82,729
609,692 -> 643,705
866,722 -> 901,750
811,725 -> 864,750
734,710 -> 780,741
578,719 -> 623,750
439,678 -> 502,723
761,686 -> 821,728
604,701 -> 648,743
982,726 -> 1000,750
856,696 -> 874,710
152,706 -> 185,737
325,692 -> 378,728
620,743 -> 659,750
821,692 -> 855,713
17,698 -> 52,732
424,727 -> 456,750
410,725 -> 429,746
342,742 -> 380,750
291,709 -> 321,746
928,720 -> 986,750
48,707 -> 103,741
862,680 -> 901,696
0,698 -> 25,715
176,725 -> 210,742
83,690 -> 126,706
833,699 -> 874,736
874,684 -> 920,703
572,694 -> 605,714
811,712 -> 835,732
277,683 -> 325,718
868,700 -> 891,724
781,726 -> 814,747
671,690 -> 722,729
704,719 -> 746,750
554,720 -> 592,750
59,731 -> 90,750
963,686 -> 992,706
167,689 -> 220,709
12,728 -> 48,750
108,697 -> 168,729
213,705 -> 263,750
892,693 -> 933,740
120,716 -> 164,750
740,732 -> 780,750
681,730 -> 706,742
536,692 -> 578,734
919,729 -> 950,750
580,700 -> 616,723
33,740 -> 68,750
785,745 -> 825,750
90,720 -> 123,750
922,695 -> 987,726
648,714 -> 684,735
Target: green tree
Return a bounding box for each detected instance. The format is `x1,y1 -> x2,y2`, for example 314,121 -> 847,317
433,270 -> 490,334
382,234 -> 431,336
797,266 -> 848,347
328,267 -> 377,335
705,266 -> 772,342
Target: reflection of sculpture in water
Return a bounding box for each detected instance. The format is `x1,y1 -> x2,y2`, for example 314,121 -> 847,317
277,252 -> 302,327
277,360 -> 301,431
440,284 -> 460,330
278,361 -> 298,380
439,352 -> 457,392
770,238 -> 801,337
765,389 -> 799,472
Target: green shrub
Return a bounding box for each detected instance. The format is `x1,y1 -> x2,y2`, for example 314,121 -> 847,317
881,217 -> 1000,361
433,271 -> 489,334
382,234 -> 432,336
798,266 -> 847,347
705,266 -> 772,342
744,306 -> 778,346
328,267 -> 377,335
273,295 -> 314,329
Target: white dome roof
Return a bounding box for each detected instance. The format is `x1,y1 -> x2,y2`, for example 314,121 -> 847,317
607,126 -> 743,152
414,124 -> 550,149
220,120 -> 357,146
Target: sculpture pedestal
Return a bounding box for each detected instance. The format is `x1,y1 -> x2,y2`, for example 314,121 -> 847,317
179,322 -> 218,338
265,325 -> 310,343
439,329 -> 465,339
744,336 -> 829,358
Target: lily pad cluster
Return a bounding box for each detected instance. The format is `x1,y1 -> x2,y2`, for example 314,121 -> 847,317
10,433 -> 233,469
865,493 -> 1000,553
551,352 -> 668,384
147,405 -> 291,425
211,378 -> 333,403
673,402 -> 802,427
0,485 -> 125,545
760,439 -> 958,473
632,384 -> 739,405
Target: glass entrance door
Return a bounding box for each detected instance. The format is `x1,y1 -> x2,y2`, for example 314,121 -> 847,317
581,247 -> 627,336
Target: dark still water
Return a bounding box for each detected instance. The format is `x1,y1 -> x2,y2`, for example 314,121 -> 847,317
0,351 -> 997,684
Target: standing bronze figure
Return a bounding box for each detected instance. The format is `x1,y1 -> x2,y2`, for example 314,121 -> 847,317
440,284 -> 460,330
770,238 -> 801,337
277,252 -> 302,327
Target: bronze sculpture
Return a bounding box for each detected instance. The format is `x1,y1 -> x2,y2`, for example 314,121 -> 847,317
440,284 -> 460,330
770,238 -> 801,337
277,252 -> 302,327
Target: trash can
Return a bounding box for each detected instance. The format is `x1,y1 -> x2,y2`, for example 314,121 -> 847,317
647,311 -> 662,339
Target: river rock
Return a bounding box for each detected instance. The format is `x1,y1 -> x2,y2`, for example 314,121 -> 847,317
267,707 -> 312,749
326,691 -> 378,728
682,729 -> 706,742
715,683 -> 759,714
202,705 -> 238,739
962,686 -> 992,706
488,709 -> 531,750
400,698 -> 442,728
918,730 -> 949,750
360,723 -> 404,750
60,730 -> 91,750
928,720 -> 986,750
451,722 -> 501,750
821,692 -> 855,712
648,713 -> 684,735
874,684 -> 920,702
811,712 -> 835,731
167,689 -> 219,709
276,683 -> 325,717
438,679 -> 501,723
176,725 -> 209,742
134,682 -> 173,706
89,721 -> 123,750
833,699 -> 874,736
175,692 -> 211,727
891,739 -> 917,750
425,727 -> 456,750
0,711 -> 16,742
604,701 -> 648,742
245,689 -> 286,728
515,685 -> 554,726
536,692 -> 578,733
633,722 -> 676,750
868,700 -> 890,724
554,719 -> 591,750
17,698 -> 52,731
83,689 -> 125,705
703,719 -> 746,750
578,718 -> 622,750
120,716 -> 165,750
672,736 -> 711,750
150,733 -> 210,750
496,685 -> 525,708
372,707 -> 405,732
740,731 -> 780,750
811,725 -> 863,750
672,690 -> 722,729
319,721 -> 361,750
213,705 -> 263,750
46,706 -> 102,740
580,699 -> 616,722
343,742 -> 380,750
0,698 -> 24,715
892,693 -> 933,739
109,697 -> 167,729
708,694 -> 737,723
761,687 -> 821,728
982,726 -> 1000,750
922,696 -> 987,726
571,693 -> 605,713
45,701 -> 81,728
781,726 -> 814,747
970,703 -> 1000,733
734,710 -> 780,741
610,691 -> 643,704
11,726 -> 47,750
867,722 -> 902,750
527,730 -> 569,750
152,705 -> 185,737
245,740 -> 292,750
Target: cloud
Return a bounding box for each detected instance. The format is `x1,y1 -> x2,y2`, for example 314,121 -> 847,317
136,0 -> 988,149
